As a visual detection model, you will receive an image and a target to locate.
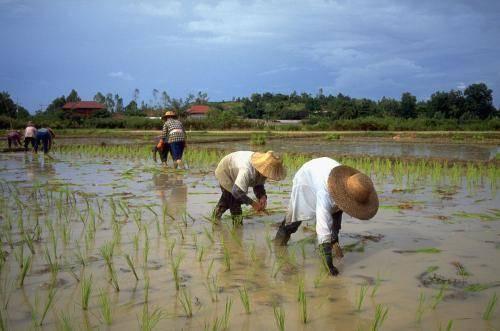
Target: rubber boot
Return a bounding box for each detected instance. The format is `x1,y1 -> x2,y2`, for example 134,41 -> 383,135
319,243 -> 339,276
212,204 -> 226,222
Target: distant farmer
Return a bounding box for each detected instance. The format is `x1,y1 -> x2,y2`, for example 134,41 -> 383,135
161,111 -> 186,169
24,121 -> 37,151
274,157 -> 378,276
34,127 -> 55,154
7,130 -> 22,150
213,150 -> 286,225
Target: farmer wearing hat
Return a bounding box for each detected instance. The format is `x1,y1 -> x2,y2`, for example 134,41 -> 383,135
274,157 -> 378,276
213,151 -> 286,224
161,111 -> 186,169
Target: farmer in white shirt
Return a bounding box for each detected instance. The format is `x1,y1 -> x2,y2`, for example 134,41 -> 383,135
274,157 -> 379,276
214,151 -> 286,225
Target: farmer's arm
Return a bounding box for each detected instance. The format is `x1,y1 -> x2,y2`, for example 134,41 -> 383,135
315,193 -> 334,244
233,170 -> 263,210
253,184 -> 267,209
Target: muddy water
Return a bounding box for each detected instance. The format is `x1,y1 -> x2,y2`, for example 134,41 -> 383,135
0,152 -> 499,330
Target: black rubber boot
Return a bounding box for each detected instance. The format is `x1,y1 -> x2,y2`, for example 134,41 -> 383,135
274,219 -> 301,246
212,203 -> 227,222
319,243 -> 339,276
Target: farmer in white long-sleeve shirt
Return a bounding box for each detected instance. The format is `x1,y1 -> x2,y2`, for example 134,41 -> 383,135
274,157 -> 379,276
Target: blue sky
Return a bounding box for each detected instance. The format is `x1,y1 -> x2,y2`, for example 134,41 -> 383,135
1,0 -> 499,112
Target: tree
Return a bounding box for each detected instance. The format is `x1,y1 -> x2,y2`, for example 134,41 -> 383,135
114,94 -> 124,113
378,97 -> 400,117
400,92 -> 417,118
0,92 -> 18,118
93,92 -> 106,104
133,88 -> 140,103
66,89 -> 81,103
195,91 -> 209,104
464,83 -> 496,119
105,93 -> 115,113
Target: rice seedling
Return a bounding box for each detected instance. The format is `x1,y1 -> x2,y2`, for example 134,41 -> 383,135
222,243 -> 231,271
144,277 -> 150,303
170,253 -> 184,291
206,258 -> 215,279
99,242 -> 119,291
57,310 -> 73,331
238,286 -> 251,314
18,254 -> 32,287
273,305 -> 285,331
143,227 -> 150,267
482,292 -> 497,320
38,286 -> 57,326
138,304 -> 164,331
370,304 -> 389,331
204,227 -> 215,244
415,292 -> 426,323
22,231 -> 35,254
197,246 -> 205,262
297,279 -> 307,323
371,273 -> 382,297
431,284 -> 447,310
221,297 -> 232,330
125,254 -> 139,281
179,288 -> 193,317
80,274 -> 92,310
313,268 -> 328,288
438,320 -> 454,331
272,256 -> 286,278
356,283 -> 368,311
98,289 -> 112,325
168,239 -> 176,257
206,276 -> 219,302
249,243 -> 257,263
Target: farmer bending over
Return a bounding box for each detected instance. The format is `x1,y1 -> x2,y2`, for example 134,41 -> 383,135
274,157 -> 378,276
7,130 -> 22,150
213,151 -> 286,225
34,127 -> 55,154
161,111 -> 186,169
24,121 -> 37,151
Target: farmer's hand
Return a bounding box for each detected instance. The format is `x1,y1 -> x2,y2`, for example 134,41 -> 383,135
259,196 -> 267,210
251,200 -> 264,212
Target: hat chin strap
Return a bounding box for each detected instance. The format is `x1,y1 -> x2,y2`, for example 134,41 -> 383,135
346,174 -> 370,203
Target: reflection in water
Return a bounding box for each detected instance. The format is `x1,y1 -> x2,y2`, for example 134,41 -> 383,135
24,154 -> 56,181
152,172 -> 187,218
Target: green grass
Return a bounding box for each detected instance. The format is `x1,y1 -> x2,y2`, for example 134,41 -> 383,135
238,286 -> 251,314
356,283 -> 368,311
415,247 -> 442,254
179,288 -> 193,318
297,279 -> 307,323
99,289 -> 112,325
371,304 -> 389,331
482,292 -> 498,320
273,305 -> 285,331
125,254 -> 139,281
170,254 -> 184,291
80,274 -> 92,310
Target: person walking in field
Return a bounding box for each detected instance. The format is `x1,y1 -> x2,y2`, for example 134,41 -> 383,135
34,127 -> 55,154
161,110 -> 186,169
213,150 -> 286,225
24,121 -> 37,151
6,130 -> 22,150
274,157 -> 378,276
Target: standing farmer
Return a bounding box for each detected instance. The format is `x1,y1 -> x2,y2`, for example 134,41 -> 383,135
34,128 -> 55,154
162,111 -> 186,169
213,150 -> 286,225
24,121 -> 37,151
274,157 -> 378,276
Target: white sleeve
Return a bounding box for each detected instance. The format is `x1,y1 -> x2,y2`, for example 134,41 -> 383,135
315,191 -> 334,244
234,168 -> 251,193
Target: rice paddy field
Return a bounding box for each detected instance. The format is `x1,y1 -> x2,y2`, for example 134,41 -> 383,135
0,137 -> 499,330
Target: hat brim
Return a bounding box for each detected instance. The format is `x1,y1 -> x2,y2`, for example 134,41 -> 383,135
327,165 -> 379,220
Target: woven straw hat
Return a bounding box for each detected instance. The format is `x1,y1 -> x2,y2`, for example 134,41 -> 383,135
162,111 -> 177,119
251,151 -> 286,181
328,165 -> 379,220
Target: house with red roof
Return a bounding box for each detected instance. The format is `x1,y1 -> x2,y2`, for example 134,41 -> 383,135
62,101 -> 106,117
187,104 -> 210,119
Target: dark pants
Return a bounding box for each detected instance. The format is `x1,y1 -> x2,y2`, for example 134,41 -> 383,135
213,186 -> 243,222
34,132 -> 52,154
169,141 -> 185,161
24,137 -> 35,151
153,144 -> 170,163
8,137 -> 21,149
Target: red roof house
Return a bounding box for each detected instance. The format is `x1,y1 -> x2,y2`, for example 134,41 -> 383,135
62,101 -> 106,117
187,105 -> 210,118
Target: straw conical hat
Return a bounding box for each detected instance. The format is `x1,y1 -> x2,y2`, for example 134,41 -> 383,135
162,111 -> 177,119
328,165 -> 379,220
251,151 -> 286,181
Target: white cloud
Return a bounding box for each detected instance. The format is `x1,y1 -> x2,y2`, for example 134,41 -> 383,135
108,71 -> 134,81
258,65 -> 301,76
128,1 -> 182,17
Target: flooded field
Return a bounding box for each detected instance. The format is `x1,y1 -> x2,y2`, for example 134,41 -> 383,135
0,145 -> 499,330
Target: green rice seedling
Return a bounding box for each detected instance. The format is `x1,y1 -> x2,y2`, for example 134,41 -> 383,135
74,243 -> 87,266
144,277 -> 150,303
125,254 -> 139,281
38,286 -> 57,326
238,286 -> 251,314
297,279 -> 307,323
14,244 -> 24,269
371,273 -> 382,297
204,227 -> 215,244
249,243 -> 258,263
143,227 -> 150,267
313,268 -> 328,288
179,288 -> 193,317
23,231 -> 35,254
176,224 -> 185,240
438,320 -> 454,331
197,246 -> 205,262
133,233 -> 140,254
228,225 -> 242,246
99,242 -> 119,291
81,274 -> 92,310
272,256 -> 286,278
99,289 -> 112,325
138,304 -> 164,331
482,292 -> 497,320
222,243 -> 231,271
57,310 -> 73,331
415,292 -> 426,323
206,258 -> 215,279
168,239 -> 176,257
431,284 -> 447,310
170,254 -> 184,291
273,305 -> 285,331
356,283 -> 368,311
370,304 -> 389,331
205,276 -> 219,302
221,297 -> 232,330
18,254 -> 32,287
